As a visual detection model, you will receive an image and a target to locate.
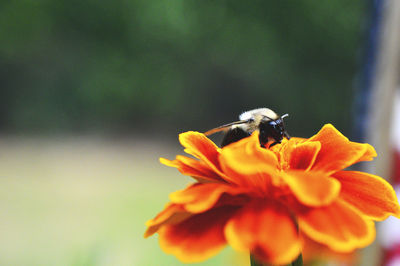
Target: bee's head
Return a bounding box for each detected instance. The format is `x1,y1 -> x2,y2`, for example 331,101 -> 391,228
258,114 -> 290,147
260,119 -> 283,141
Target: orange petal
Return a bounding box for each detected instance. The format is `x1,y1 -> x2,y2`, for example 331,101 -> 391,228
333,170 -> 400,220
224,199 -> 301,265
297,199 -> 376,252
169,183 -> 248,213
144,203 -> 192,238
287,141 -> 321,170
179,132 -> 226,177
355,143 -> 377,163
308,124 -> 376,173
219,132 -> 278,189
281,170 -> 341,206
160,156 -> 224,183
301,234 -> 358,264
158,205 -> 239,263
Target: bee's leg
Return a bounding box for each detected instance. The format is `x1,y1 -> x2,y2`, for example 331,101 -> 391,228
258,130 -> 269,149
284,131 -> 291,139
269,141 -> 280,148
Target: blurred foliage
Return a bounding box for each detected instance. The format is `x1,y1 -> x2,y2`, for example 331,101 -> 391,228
0,138 -> 248,266
0,0 -> 366,136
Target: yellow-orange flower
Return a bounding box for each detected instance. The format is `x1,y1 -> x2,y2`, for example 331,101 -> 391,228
144,124 -> 400,265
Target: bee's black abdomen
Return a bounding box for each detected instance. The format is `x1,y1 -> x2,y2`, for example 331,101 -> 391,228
221,127 -> 250,147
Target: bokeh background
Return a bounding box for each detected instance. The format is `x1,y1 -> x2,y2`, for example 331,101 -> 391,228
0,1 -> 385,265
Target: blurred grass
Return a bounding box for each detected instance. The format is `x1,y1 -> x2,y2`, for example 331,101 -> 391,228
0,137 -> 248,266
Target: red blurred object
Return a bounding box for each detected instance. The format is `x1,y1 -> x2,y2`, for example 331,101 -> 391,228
391,151 -> 400,184
381,112 -> 400,265
382,241 -> 400,266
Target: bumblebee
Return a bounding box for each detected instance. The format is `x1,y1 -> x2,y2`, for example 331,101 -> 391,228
204,108 -> 290,148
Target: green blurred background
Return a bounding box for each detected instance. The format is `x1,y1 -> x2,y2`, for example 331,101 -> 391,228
0,1 -> 368,265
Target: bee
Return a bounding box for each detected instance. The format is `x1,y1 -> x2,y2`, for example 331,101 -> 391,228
204,108 -> 290,148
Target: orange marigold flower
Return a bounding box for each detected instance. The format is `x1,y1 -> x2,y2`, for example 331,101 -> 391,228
144,124 -> 400,265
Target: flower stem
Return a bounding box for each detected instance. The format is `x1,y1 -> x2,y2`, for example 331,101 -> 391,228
250,253 -> 303,266
249,254 -> 262,266
291,254 -> 303,266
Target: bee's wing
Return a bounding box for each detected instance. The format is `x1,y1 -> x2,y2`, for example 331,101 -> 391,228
204,120 -> 248,136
